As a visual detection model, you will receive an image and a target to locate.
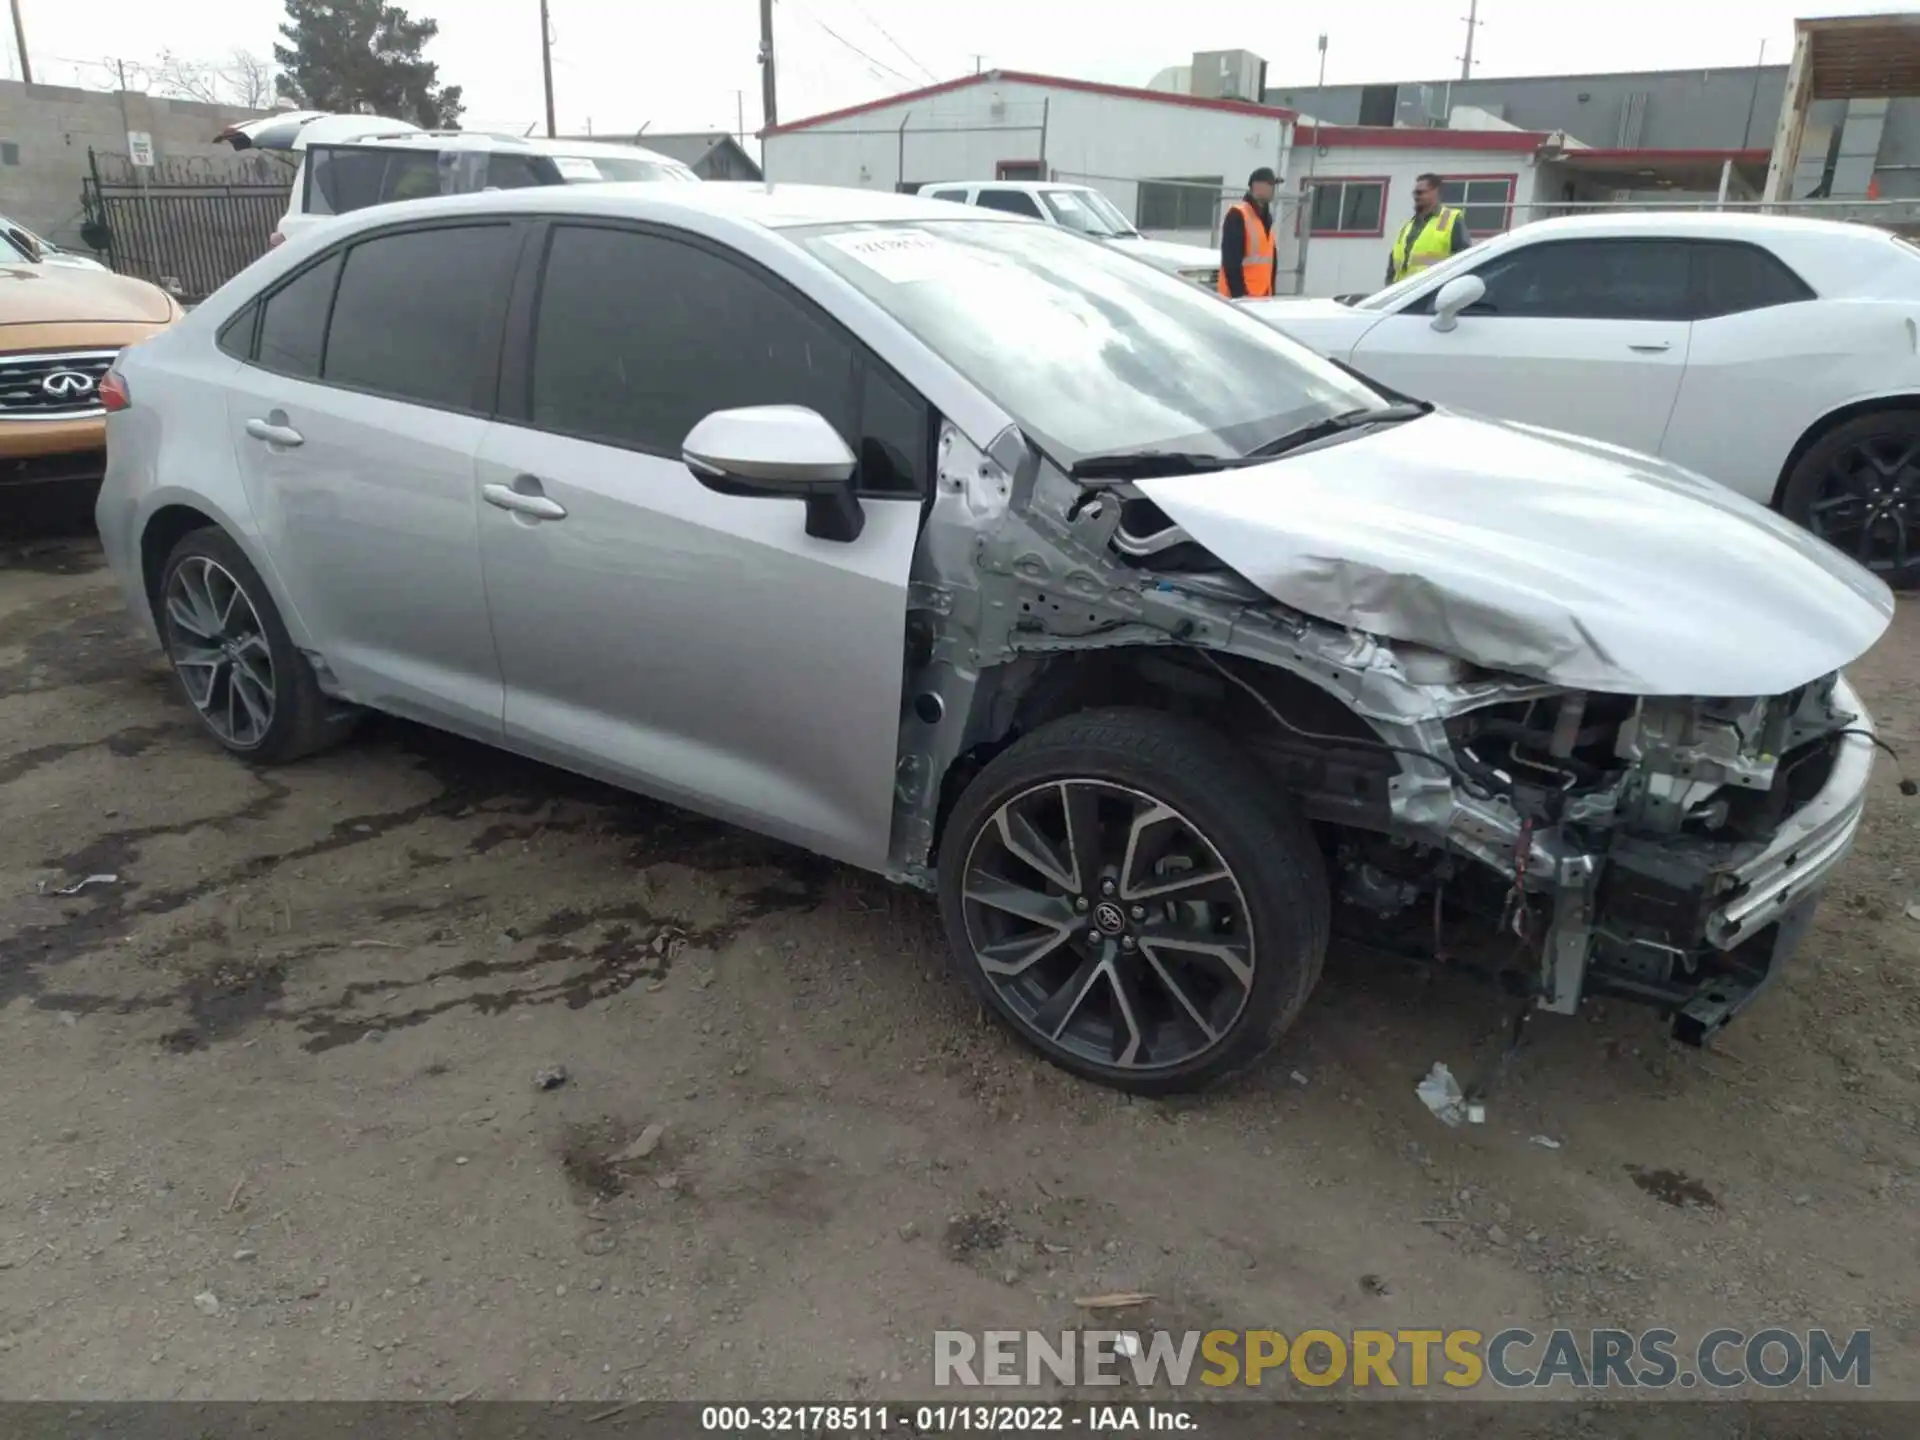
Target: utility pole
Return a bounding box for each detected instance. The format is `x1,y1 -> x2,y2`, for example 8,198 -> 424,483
9,0 -> 30,84
734,89 -> 745,147
538,0 -> 556,136
1316,33 -> 1327,88
1459,0 -> 1481,81
758,0 -> 777,131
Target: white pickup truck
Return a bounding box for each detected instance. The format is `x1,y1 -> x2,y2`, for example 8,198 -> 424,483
916,180 -> 1220,286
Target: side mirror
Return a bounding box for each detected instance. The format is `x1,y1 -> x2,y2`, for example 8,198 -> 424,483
683,405 -> 864,543
1430,274 -> 1486,332
7,227 -> 42,261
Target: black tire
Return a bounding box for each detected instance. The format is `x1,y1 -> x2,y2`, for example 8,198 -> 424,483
1779,410 -> 1920,591
936,707 -> 1329,1094
157,527 -> 358,763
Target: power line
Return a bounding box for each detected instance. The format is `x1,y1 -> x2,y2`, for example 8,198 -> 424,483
834,0 -> 937,83
791,2 -> 917,88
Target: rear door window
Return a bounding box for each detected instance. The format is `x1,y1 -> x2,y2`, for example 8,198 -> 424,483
322,224 -> 519,411
304,148 -> 388,217
255,252 -> 342,378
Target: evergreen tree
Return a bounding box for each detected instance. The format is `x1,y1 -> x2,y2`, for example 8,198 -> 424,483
273,0 -> 464,128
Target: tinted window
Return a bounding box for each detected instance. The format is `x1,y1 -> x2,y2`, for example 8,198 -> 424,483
217,302 -> 259,361
924,188 -> 967,203
485,153 -> 549,190
323,226 -> 516,410
1467,239 -> 1692,320
530,225 -> 856,458
858,361 -> 930,497
379,150 -> 446,203
975,190 -> 1044,219
306,149 -> 387,216
1692,241 -> 1815,318
255,253 -> 341,378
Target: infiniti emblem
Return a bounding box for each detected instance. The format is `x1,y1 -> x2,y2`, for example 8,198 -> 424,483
41,369 -> 96,399
1092,900 -> 1127,935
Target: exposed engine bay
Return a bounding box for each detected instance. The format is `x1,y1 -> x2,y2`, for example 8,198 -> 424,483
888,422 -> 1884,1044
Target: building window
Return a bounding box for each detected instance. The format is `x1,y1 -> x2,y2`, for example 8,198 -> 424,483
1440,175 -> 1516,234
1306,177 -> 1387,237
1137,176 -> 1224,231
0,143 -> 17,166
996,160 -> 1045,181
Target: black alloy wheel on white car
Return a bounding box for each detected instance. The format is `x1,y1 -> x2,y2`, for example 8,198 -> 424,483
1782,410 -> 1920,592
158,528 -> 357,764
936,708 -> 1330,1094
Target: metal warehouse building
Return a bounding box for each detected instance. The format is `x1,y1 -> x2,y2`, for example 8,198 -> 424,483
759,69 -> 1296,250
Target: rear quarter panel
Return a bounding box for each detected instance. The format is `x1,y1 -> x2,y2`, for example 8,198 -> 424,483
1661,298 -> 1920,505
99,326 -> 315,649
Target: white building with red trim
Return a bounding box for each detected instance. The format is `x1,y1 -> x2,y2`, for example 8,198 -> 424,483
758,70 -> 1296,251
759,69 -> 1776,297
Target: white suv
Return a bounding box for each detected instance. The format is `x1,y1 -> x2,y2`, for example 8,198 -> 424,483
217,111 -> 700,245
918,180 -> 1220,285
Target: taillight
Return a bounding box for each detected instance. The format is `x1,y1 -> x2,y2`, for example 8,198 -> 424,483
99,371 -> 130,412
267,230 -> 285,248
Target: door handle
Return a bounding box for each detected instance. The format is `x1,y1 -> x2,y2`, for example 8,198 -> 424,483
1628,342 -> 1672,353
482,481 -> 567,521
244,417 -> 304,446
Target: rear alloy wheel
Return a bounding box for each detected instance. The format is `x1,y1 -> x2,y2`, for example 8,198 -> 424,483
1782,412 -> 1920,590
937,708 -> 1328,1094
158,527 -> 357,763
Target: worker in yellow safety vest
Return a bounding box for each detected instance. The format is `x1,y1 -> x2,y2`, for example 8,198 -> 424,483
1387,172 -> 1474,284
1217,167 -> 1277,299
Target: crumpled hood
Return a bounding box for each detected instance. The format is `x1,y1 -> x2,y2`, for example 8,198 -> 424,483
1136,412 -> 1894,697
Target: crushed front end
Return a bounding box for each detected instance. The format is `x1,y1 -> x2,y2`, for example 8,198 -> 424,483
1430,674 -> 1876,1042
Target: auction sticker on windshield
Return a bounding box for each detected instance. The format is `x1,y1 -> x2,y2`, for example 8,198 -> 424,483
553,156 -> 602,180
820,228 -> 950,284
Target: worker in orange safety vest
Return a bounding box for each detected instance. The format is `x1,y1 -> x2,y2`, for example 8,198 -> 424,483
1217,167 -> 1277,299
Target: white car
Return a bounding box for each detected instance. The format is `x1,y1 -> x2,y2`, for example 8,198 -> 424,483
217,111 -> 700,245
1246,211 -> 1920,588
918,180 -> 1220,285
94,183 -> 1888,1092
0,214 -> 108,271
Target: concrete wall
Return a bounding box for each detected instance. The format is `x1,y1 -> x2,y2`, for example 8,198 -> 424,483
1266,66 -> 1788,151
0,80 -> 274,250
1280,148 -> 1545,297
762,79 -> 1292,247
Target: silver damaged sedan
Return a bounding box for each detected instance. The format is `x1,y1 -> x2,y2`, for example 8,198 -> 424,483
95,183 -> 1894,1093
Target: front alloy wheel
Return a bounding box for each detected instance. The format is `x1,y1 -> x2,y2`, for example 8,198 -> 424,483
962,780 -> 1256,1072
938,708 -> 1329,1093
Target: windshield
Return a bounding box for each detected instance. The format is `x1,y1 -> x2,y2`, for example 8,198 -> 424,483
799,220 -> 1388,465
1355,241 -> 1485,311
1039,188 -> 1137,238
553,155 -> 699,183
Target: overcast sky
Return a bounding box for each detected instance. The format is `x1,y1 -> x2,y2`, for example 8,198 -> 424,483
2,0 -> 1862,139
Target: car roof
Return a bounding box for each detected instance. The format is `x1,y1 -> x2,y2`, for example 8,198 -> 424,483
344,131 -> 690,166
918,180 -> 1094,195
1502,209 -> 1886,244
314,181 -> 1029,232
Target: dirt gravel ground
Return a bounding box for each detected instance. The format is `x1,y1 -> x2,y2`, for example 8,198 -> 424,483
1,528 -> 1917,1412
